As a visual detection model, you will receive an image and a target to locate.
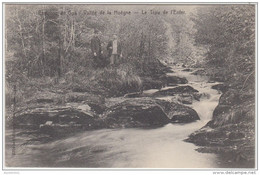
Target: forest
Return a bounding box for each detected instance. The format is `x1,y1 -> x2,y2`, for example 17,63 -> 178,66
5,5 -> 205,99
4,4 -> 255,168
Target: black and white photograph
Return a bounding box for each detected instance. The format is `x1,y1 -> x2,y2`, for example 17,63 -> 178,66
2,2 -> 257,171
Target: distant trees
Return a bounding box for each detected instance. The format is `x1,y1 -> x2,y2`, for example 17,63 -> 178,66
162,9 -> 207,66
193,5 -> 255,90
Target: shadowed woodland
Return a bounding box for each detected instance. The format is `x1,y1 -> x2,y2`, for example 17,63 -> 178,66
5,4 -> 255,168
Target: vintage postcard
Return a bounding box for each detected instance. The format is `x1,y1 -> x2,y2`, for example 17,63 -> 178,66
3,2 -> 257,171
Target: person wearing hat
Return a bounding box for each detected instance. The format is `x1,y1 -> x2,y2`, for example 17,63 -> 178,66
107,34 -> 123,65
91,29 -> 102,67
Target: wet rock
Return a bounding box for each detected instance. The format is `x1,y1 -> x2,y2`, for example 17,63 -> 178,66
156,100 -> 200,123
193,93 -> 202,101
185,122 -> 255,167
212,105 -> 230,121
162,66 -> 174,73
39,122 -> 100,137
167,83 -> 179,87
104,98 -> 170,128
210,104 -> 251,128
186,126 -> 226,146
177,94 -> 193,104
186,123 -> 253,147
190,92 -> 210,102
154,85 -> 199,96
104,98 -> 200,127
182,68 -> 192,72
169,105 -> 200,123
15,104 -> 108,138
186,88 -> 255,167
191,69 -> 208,76
207,80 -> 216,83
209,89 -> 255,127
166,69 -> 174,73
162,76 -> 188,85
14,106 -> 97,131
212,84 -> 229,93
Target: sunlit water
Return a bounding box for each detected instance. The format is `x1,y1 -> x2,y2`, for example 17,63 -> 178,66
5,66 -> 222,168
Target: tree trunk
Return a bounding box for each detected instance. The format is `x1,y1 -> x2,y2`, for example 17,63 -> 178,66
42,6 -> 46,76
16,9 -> 28,76
57,9 -> 64,78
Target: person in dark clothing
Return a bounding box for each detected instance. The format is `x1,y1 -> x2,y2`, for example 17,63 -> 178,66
107,34 -> 123,65
91,29 -> 102,67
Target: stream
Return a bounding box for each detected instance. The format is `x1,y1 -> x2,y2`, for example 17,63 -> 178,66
5,66 -> 223,168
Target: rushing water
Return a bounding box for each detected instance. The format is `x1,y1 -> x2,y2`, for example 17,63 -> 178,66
5,66 -> 223,168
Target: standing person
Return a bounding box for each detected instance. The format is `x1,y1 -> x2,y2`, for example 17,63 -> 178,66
91,29 -> 102,67
107,34 -> 123,65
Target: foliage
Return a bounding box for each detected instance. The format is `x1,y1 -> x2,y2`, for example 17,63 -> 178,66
193,5 -> 255,91
5,5 -> 170,97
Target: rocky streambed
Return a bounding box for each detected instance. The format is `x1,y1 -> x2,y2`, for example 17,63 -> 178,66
185,87 -> 255,168
6,67 -> 206,137
6,66 -> 253,168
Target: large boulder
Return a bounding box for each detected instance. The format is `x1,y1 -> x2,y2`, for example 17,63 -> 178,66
14,105 -> 102,137
104,98 -> 200,128
161,76 -> 188,86
103,98 -> 170,128
156,100 -> 200,123
153,85 -> 199,96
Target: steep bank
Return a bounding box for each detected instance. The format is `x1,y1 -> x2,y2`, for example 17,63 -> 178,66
186,79 -> 255,168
